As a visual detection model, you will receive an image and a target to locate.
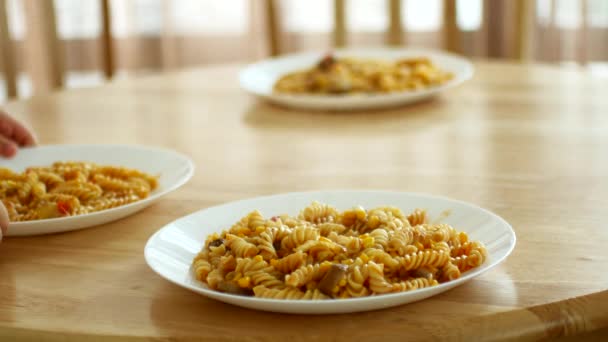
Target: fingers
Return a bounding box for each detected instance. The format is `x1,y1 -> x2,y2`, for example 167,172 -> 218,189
0,135 -> 18,158
0,110 -> 37,147
10,119 -> 37,146
0,202 -> 8,239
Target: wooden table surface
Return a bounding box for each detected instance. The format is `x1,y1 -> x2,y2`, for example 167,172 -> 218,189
1,62 -> 607,341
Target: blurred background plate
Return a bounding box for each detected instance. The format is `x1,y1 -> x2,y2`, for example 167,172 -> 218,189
239,48 -> 474,111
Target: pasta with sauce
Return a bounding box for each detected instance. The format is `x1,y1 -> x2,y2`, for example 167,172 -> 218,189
192,202 -> 487,300
0,161 -> 158,222
273,55 -> 453,95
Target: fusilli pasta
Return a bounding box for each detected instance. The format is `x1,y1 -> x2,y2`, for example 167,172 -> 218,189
191,203 -> 487,300
0,161 -> 158,222
274,55 -> 454,95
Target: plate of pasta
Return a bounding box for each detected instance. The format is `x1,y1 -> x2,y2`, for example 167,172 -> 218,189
1,144 -> 194,236
239,47 -> 473,111
144,191 -> 515,314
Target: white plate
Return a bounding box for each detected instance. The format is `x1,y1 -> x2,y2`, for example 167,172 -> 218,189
239,47 -> 474,111
144,190 -> 515,314
2,144 -> 194,236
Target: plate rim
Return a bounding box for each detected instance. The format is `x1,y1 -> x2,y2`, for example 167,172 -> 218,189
4,143 -> 195,230
144,190 -> 516,307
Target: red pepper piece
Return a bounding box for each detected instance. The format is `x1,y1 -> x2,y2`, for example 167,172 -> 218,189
57,201 -> 71,216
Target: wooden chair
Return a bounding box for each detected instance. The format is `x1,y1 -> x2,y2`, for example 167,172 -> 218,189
263,0 -> 409,54
515,0 -> 535,61
0,0 -> 114,100
0,0 -> 16,98
263,0 -> 535,60
21,0 -> 64,93
1,0 -> 539,100
443,0 -> 459,53
100,0 -> 114,78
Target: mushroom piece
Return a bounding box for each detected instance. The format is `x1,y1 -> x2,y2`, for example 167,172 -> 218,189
317,54 -> 336,71
413,267 -> 434,279
208,238 -> 225,248
217,281 -> 253,296
318,264 -> 348,296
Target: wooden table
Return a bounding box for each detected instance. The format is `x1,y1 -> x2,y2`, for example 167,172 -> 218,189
1,62 -> 607,341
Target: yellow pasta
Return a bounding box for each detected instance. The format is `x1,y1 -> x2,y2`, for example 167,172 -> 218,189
271,251 -> 306,273
0,162 -> 158,222
225,234 -> 259,258
281,226 -> 320,251
298,201 -> 340,224
285,263 -> 330,288
274,55 -> 453,95
345,264 -> 370,298
407,208 -> 428,226
191,203 -> 488,300
249,270 -> 284,289
253,286 -> 329,300
254,231 -> 278,260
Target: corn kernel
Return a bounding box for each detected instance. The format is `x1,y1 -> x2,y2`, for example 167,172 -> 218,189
343,211 -> 355,219
342,211 -> 356,226
237,276 -> 251,288
332,286 -> 340,293
360,253 -> 370,263
338,279 -> 347,287
355,206 -> 366,220
319,262 -> 332,272
362,236 -> 375,249
254,255 -> 263,262
459,232 -> 468,244
368,216 -> 379,228
306,281 -> 317,290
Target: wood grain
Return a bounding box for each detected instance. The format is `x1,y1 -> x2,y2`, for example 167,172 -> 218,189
1,62 -> 607,341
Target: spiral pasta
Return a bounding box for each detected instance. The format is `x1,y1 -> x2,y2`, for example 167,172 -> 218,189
226,234 -> 259,258
191,203 -> 488,300
285,263 -> 330,287
345,264 -> 370,298
253,286 -> 329,300
271,251 -> 306,273
273,55 -> 454,95
299,201 -> 339,224
0,162 -> 158,222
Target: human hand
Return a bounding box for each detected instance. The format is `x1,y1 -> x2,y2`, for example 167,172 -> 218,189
0,109 -> 36,158
0,202 -> 8,241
